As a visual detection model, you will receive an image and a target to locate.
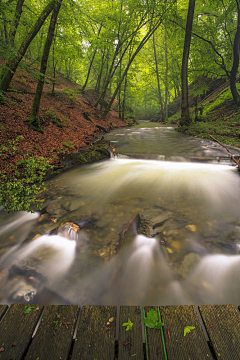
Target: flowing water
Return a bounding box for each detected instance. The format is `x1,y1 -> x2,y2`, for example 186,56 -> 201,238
0,121 -> 240,306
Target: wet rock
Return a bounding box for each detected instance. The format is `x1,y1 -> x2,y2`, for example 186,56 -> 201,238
186,225 -> 197,232
7,278 -> 37,303
58,222 -> 80,240
49,216 -> 98,240
45,202 -> 67,216
9,264 -> 46,284
178,253 -> 200,279
38,213 -> 49,222
64,199 -> 82,212
138,208 -> 171,237
90,247 -> 111,260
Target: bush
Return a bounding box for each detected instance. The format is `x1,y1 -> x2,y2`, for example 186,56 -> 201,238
0,136 -> 53,213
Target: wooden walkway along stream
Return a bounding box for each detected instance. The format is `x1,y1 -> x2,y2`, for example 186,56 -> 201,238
0,304 -> 240,359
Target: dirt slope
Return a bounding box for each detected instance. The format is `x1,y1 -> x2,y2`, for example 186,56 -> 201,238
0,61 -> 128,175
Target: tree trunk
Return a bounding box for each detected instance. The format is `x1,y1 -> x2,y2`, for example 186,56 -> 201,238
82,24 -> 102,92
95,49 -> 106,92
27,0 -> 62,132
118,50 -> 122,119
164,28 -> 168,122
0,0 -> 55,96
9,0 -> 25,46
104,20 -> 163,117
153,32 -> 164,122
94,43 -> 120,108
121,75 -> 128,121
230,0 -> 240,105
51,27 -> 58,95
180,0 -> 195,127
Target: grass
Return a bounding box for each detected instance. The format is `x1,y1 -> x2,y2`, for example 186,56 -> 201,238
168,84 -> 240,148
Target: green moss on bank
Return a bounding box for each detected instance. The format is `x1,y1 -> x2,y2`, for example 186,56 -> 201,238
169,84 -> 240,148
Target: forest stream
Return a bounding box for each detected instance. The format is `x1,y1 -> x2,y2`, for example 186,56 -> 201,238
0,121 -> 240,307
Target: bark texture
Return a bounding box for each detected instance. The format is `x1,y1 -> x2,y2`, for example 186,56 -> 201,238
153,33 -> 164,121
230,0 -> 240,105
28,0 -> 63,131
180,0 -> 195,127
9,0 -> 25,45
0,0 -> 55,95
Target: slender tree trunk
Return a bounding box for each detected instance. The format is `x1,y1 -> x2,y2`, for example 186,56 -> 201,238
164,28 -> 168,121
51,28 -> 58,95
118,50 -> 122,119
3,21 -> 9,45
9,0 -> 25,46
230,0 -> 240,105
104,20 -> 163,117
27,0 -> 62,131
94,44 -> 120,108
121,75 -> 128,121
82,50 -> 97,92
0,0 -> 55,96
153,32 -> 164,122
180,0 -> 195,127
82,24 -> 102,92
95,49 -> 106,92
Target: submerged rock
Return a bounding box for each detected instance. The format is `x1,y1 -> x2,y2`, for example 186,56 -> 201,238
9,264 -> 46,284
178,253 -> 200,279
7,278 -> 37,303
138,208 -> 171,237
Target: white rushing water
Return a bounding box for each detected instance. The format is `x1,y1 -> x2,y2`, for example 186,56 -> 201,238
0,123 -> 240,305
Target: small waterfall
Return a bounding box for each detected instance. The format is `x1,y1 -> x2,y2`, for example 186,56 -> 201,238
186,254 -> 240,304
0,212 -> 39,236
16,234 -> 76,276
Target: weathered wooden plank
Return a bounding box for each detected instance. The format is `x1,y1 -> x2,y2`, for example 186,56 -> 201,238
0,303 -> 43,360
199,304 -> 240,360
71,305 -> 117,360
160,305 -> 213,360
144,306 -> 165,360
25,305 -> 80,360
118,306 -> 143,359
0,306 -> 8,322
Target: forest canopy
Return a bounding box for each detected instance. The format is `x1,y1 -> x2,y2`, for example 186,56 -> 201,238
0,0 -> 239,125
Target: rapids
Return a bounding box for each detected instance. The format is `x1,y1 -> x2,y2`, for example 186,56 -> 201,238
0,121 -> 240,306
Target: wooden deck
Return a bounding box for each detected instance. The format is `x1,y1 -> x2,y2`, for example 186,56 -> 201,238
0,304 -> 240,359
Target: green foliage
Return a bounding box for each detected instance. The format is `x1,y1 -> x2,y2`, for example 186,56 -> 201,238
62,88 -> 79,101
0,136 -> 53,213
184,326 -> 195,336
43,108 -> 68,127
143,309 -> 164,329
53,320 -> 59,329
23,305 -> 36,314
122,318 -> 133,331
62,141 -> 75,150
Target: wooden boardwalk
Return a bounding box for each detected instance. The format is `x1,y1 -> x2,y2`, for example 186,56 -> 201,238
0,304 -> 240,359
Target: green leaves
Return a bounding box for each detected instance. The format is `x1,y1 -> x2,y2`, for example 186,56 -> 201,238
143,309 -> 164,329
53,320 -> 59,329
122,318 -> 133,331
184,326 -> 195,336
23,305 -> 35,314
0,138 -> 53,213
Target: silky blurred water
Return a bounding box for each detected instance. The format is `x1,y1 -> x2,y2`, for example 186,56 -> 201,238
0,122 -> 240,306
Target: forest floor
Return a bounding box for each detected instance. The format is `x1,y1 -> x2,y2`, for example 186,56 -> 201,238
169,81 -> 240,149
0,59 -> 130,178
